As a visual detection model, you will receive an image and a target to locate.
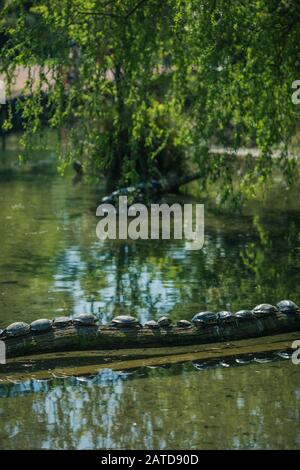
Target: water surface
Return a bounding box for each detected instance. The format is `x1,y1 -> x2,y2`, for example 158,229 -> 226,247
0,148 -> 299,449
0,358 -> 299,449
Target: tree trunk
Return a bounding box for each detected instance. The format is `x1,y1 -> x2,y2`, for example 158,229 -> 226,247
106,62 -> 128,189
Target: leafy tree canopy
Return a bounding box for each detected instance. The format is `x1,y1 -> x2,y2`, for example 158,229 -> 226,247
0,0 -> 300,200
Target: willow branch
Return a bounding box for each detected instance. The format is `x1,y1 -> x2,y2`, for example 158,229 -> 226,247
76,10 -> 122,19
77,0 -> 150,20
124,0 -> 150,19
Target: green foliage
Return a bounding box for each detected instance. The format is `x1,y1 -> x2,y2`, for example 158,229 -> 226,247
187,0 -> 300,200
0,0 -> 299,197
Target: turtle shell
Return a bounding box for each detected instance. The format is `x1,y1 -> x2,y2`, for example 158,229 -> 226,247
126,186 -> 136,194
217,311 -> 235,324
252,304 -> 278,317
111,315 -> 140,327
276,300 -> 300,315
235,310 -> 254,321
192,311 -> 218,326
118,188 -> 131,196
6,322 -> 30,337
151,180 -> 162,191
144,320 -> 160,329
30,318 -> 52,333
53,316 -> 72,328
157,316 -> 172,327
177,319 -> 192,328
73,313 -> 98,326
101,196 -> 114,204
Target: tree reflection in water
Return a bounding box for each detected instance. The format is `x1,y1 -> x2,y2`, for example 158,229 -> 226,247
0,359 -> 300,450
1,159 -> 300,449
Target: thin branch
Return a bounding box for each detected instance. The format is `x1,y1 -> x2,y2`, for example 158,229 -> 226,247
76,10 -> 122,19
124,0 -> 150,19
77,0 -> 150,21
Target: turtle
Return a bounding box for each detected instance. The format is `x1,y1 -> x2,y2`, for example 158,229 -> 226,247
118,188 -> 132,196
177,319 -> 192,328
73,160 -> 83,174
53,316 -> 73,328
5,322 -> 30,338
235,310 -> 255,321
30,318 -> 52,333
217,311 -> 236,324
125,186 -> 136,194
192,311 -> 218,327
73,313 -> 98,326
252,303 -> 278,318
137,182 -> 147,191
151,180 -> 163,192
111,315 -> 141,328
101,195 -> 114,204
276,299 -> 300,315
157,316 -> 172,327
144,320 -> 160,329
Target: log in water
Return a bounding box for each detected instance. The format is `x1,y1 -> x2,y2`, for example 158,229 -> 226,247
2,311 -> 300,359
0,331 -> 298,385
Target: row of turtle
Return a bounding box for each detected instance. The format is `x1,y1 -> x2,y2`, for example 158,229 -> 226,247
101,180 -> 163,205
0,300 -> 299,338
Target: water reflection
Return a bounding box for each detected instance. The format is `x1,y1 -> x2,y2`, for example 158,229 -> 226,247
1,149 -> 300,449
0,358 -> 299,449
0,163 -> 300,327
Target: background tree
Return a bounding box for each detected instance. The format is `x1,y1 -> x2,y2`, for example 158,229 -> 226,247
0,0 -> 299,198
1,0 -> 191,187
188,0 -> 300,202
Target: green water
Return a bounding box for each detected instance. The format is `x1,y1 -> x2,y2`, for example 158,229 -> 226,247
0,148 -> 300,449
0,359 -> 299,450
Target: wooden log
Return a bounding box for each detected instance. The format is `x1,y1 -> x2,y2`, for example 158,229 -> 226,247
102,172 -> 202,204
1,331 -> 299,384
2,312 -> 300,359
160,172 -> 201,192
